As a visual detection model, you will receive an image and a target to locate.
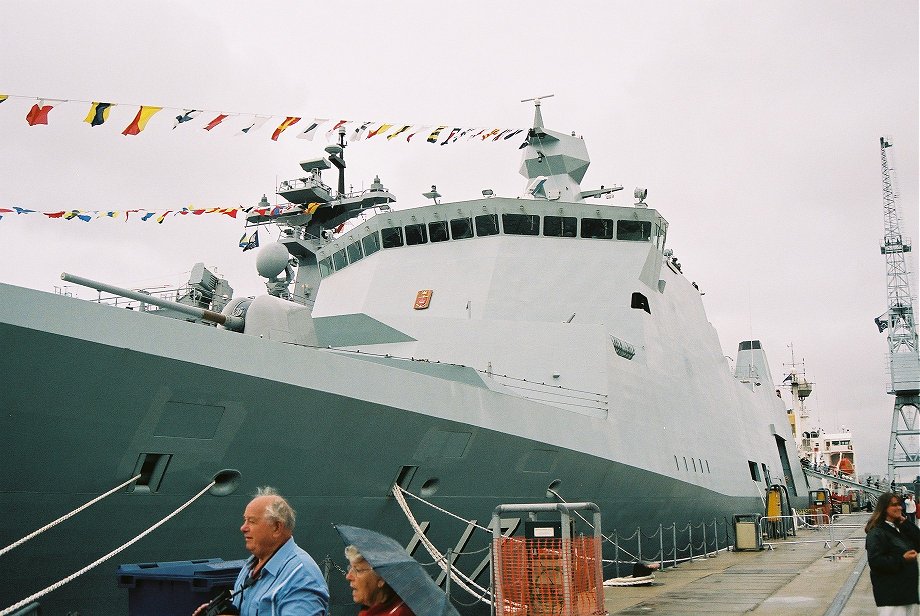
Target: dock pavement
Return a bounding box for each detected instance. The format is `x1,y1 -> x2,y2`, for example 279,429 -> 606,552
603,513 -> 881,615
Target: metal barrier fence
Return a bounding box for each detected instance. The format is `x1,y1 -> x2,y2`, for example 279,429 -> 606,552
491,503 -> 604,616
759,512 -> 867,552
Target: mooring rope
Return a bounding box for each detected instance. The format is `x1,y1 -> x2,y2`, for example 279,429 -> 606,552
0,480 -> 216,616
390,484 -> 492,604
0,474 -> 142,558
545,488 -> 643,562
394,486 -> 491,533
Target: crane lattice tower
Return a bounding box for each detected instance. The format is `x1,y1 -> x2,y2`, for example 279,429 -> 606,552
877,137 -> 920,484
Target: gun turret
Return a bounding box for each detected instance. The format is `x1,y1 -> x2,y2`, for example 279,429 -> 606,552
60,272 -> 245,331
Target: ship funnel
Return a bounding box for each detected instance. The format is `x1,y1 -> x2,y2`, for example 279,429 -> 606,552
210,469 -> 242,496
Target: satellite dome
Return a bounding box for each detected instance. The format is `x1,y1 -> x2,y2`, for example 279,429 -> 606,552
256,243 -> 290,279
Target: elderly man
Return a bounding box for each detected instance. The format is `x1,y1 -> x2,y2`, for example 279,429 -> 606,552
194,487 -> 328,615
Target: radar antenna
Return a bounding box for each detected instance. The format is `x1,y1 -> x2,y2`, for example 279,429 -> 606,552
876,136 -> 920,485
521,94 -> 554,129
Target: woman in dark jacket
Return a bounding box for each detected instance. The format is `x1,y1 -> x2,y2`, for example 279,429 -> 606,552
865,492 -> 920,614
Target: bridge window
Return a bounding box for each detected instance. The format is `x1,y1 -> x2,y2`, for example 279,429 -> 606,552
748,460 -> 761,481
656,219 -> 668,250
346,241 -> 363,263
450,217 -> 474,239
544,215 -> 577,237
616,220 -> 651,241
332,248 -> 347,270
381,226 -> 404,248
362,232 -> 381,256
475,214 -> 499,236
405,223 -> 427,245
429,221 -> 449,242
502,213 -> 540,235
580,218 -> 613,239
318,257 -> 332,277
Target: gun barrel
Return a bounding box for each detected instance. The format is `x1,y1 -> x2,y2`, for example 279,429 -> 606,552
61,272 -> 242,330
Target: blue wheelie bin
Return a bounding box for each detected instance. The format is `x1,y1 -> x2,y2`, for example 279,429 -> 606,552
117,558 -> 245,616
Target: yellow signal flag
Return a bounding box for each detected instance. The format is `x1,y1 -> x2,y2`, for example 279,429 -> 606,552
122,106 -> 163,136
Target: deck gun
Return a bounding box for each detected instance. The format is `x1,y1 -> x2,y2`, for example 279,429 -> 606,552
60,272 -> 245,331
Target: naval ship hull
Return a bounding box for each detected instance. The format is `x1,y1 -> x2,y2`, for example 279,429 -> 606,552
0,281 -> 781,615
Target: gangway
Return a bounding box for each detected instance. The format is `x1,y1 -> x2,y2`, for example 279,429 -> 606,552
801,467 -> 888,500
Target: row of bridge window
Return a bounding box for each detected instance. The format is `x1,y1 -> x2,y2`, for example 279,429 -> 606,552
319,213 -> 658,277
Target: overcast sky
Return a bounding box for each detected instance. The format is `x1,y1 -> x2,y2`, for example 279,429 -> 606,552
1,1 -> 917,477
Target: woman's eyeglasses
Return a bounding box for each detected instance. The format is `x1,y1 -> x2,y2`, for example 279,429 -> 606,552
348,566 -> 374,575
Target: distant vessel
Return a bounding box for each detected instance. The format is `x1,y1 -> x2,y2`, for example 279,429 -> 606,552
780,352 -> 862,508
0,101 -> 810,615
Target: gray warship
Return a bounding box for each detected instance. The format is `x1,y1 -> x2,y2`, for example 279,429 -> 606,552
0,101 -> 809,614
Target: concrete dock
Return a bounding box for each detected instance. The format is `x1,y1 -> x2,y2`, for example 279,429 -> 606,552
603,514 -> 880,615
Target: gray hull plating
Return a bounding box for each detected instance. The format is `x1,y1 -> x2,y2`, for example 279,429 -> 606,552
0,283 -> 786,614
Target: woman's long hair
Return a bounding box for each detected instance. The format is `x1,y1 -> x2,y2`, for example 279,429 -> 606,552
865,492 -> 900,532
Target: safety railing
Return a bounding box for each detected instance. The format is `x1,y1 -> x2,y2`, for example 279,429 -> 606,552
603,517 -> 731,577
491,503 -> 604,616
759,512 -> 866,552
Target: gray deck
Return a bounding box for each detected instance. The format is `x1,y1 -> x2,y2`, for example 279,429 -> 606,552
604,513 -> 880,615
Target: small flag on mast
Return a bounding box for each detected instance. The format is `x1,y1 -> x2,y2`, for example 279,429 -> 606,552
240,230 -> 259,251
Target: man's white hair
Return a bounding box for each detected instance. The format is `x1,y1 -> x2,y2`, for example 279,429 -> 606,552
255,486 -> 296,530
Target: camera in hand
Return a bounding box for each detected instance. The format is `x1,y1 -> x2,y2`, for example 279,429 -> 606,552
202,589 -> 240,616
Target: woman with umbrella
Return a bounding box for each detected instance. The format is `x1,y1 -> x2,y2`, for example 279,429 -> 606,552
345,544 -> 414,615
336,524 -> 461,616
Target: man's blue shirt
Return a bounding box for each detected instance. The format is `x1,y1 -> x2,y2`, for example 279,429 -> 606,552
232,537 -> 329,615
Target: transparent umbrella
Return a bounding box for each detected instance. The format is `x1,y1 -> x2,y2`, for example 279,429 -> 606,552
334,524 -> 461,616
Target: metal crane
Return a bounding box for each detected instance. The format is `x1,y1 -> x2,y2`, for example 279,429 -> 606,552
876,136 -> 920,485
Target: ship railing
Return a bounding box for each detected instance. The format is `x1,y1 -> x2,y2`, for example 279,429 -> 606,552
278,175 -> 333,194
488,374 -> 609,418
83,284 -> 218,314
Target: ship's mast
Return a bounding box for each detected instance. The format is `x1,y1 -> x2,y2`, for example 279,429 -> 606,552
876,137 -> 920,484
